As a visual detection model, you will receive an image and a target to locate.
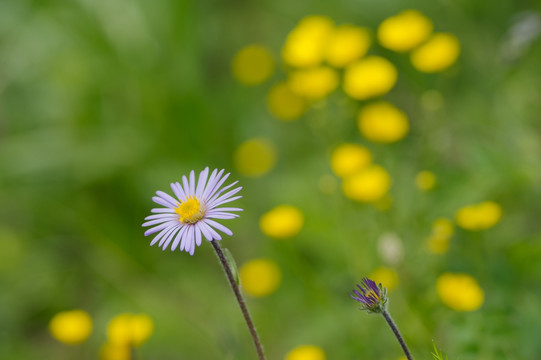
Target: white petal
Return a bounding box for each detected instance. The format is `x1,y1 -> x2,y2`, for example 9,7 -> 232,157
185,226 -> 195,255
156,191 -> 180,207
202,169 -> 220,198
159,225 -> 180,247
200,221 -> 222,241
207,187 -> 242,209
162,225 -> 181,250
204,219 -> 233,236
209,195 -> 242,209
149,222 -> 176,245
170,226 -> 186,251
144,214 -> 177,221
182,175 -> 191,197
197,222 -> 213,241
195,167 -> 209,198
152,196 -> 175,209
207,180 -> 238,204
142,218 -> 173,227
206,171 -> 230,199
151,208 -> 175,213
210,207 -> 243,212
195,226 -> 202,246
171,182 -> 187,202
189,170 -> 195,195
206,213 -> 239,220
144,221 -> 176,236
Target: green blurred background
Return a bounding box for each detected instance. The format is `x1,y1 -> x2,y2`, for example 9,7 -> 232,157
1,0 -> 541,359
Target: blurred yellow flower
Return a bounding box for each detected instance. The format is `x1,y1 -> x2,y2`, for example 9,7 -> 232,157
369,266 -> 399,291
100,342 -> 130,360
267,82 -> 307,121
427,234 -> 449,254
285,345 -> 326,360
343,56 -> 397,100
455,201 -> 503,231
377,10 -> 433,52
288,66 -> 339,99
232,44 -> 275,85
282,15 -> 334,67
411,33 -> 460,73
415,170 -> 436,191
107,313 -> 154,347
427,218 -> 454,254
433,218 -> 454,238
330,143 -> 372,178
436,273 -> 484,311
358,101 -> 409,143
240,259 -> 282,297
234,138 -> 277,177
342,165 -> 391,203
260,205 -> 304,239
49,309 -> 93,345
325,24 -> 371,67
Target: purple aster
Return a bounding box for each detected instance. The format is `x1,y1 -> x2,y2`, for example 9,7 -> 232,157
142,167 -> 243,255
350,277 -> 388,313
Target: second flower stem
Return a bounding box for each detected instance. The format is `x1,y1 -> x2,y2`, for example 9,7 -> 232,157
381,310 -> 414,360
211,240 -> 266,360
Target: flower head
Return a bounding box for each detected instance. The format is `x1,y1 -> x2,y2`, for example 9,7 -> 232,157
142,167 -> 242,255
350,277 -> 388,313
49,309 -> 93,345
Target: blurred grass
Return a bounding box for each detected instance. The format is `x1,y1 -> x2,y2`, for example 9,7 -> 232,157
1,0 -> 541,359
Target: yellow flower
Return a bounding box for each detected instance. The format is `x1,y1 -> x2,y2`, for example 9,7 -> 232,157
358,101 -> 409,143
436,273 -> 484,311
107,313 -> 154,347
455,201 -> 503,231
343,56 -> 397,100
260,205 -> 304,239
267,82 -> 307,121
325,24 -> 371,67
288,66 -> 339,99
285,345 -> 326,360
411,33 -> 460,73
415,170 -> 436,191
427,234 -> 449,254
342,165 -> 391,203
282,16 -> 334,68
240,259 -> 282,297
369,267 -> 399,291
232,44 -> 275,85
432,218 -> 454,238
100,342 -> 130,360
330,143 -> 372,178
377,10 -> 433,52
49,310 -> 93,345
234,138 -> 277,177
427,218 -> 454,254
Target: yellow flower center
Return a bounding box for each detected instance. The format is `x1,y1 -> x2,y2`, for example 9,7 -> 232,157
175,196 -> 206,224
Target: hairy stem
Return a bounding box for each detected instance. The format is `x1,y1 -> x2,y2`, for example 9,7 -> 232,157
382,310 -> 414,360
211,240 -> 266,360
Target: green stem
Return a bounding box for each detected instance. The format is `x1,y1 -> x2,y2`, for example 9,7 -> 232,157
381,310 -> 414,360
211,240 -> 266,360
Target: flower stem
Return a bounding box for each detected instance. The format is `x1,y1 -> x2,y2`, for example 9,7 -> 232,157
211,240 -> 266,360
381,310 -> 414,360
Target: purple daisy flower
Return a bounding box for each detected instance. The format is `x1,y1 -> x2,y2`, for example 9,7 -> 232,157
350,277 -> 388,313
142,167 -> 243,255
